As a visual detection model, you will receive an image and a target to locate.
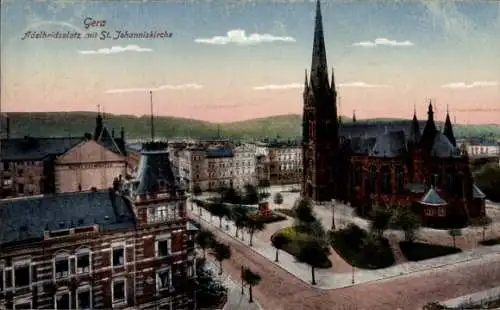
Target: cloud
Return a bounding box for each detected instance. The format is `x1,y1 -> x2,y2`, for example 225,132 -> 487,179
105,84 -> 204,94
352,38 -> 414,47
79,45 -> 152,55
253,82 -> 389,90
338,82 -> 390,88
194,29 -> 296,45
441,81 -> 499,89
253,83 -> 302,90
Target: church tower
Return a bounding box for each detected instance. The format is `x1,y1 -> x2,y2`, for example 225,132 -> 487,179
302,0 -> 340,202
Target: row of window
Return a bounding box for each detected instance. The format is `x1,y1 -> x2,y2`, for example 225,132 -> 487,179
0,238 -> 172,291
424,207 -> 446,217
8,272 -> 170,310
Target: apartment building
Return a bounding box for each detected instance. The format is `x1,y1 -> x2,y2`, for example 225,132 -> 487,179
0,142 -> 195,310
232,144 -> 256,189
255,140 -> 302,186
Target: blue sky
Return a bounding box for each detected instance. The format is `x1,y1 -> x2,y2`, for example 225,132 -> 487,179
1,0 -> 499,123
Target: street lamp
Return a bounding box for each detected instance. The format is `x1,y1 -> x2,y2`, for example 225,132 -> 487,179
331,199 -> 336,230
241,266 -> 245,295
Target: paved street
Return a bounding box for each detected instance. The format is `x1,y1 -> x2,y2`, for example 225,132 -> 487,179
189,187 -> 500,309
197,214 -> 500,310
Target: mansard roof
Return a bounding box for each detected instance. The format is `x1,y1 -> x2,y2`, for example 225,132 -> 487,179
205,147 -> 233,158
0,137 -> 84,161
0,189 -> 135,246
134,147 -> 177,195
420,187 -> 448,206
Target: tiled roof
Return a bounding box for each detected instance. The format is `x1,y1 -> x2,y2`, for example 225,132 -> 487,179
0,137 -> 84,161
205,147 -> 233,158
472,184 -> 486,199
135,149 -> 177,195
0,189 -> 135,245
420,187 -> 448,206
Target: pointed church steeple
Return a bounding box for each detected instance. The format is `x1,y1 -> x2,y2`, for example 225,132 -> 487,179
443,106 -> 456,147
408,109 -> 421,145
420,100 -> 438,150
331,67 -> 336,91
304,69 -> 309,90
352,110 -> 356,123
310,0 -> 329,90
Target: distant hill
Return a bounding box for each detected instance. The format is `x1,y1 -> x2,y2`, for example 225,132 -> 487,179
1,112 -> 499,141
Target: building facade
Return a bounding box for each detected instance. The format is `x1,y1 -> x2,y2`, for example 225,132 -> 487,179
255,140 -> 301,186
0,142 -> 195,310
301,0 -> 485,227
0,113 -> 128,199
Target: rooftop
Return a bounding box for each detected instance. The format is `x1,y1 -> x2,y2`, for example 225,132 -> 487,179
0,189 -> 135,246
0,136 -> 84,161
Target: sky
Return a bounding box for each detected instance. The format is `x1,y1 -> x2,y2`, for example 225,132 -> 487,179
1,0 -> 499,124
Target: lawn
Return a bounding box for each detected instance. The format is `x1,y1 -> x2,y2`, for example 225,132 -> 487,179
271,227 -> 332,268
274,208 -> 296,218
329,225 -> 394,269
479,238 -> 500,246
399,241 -> 462,261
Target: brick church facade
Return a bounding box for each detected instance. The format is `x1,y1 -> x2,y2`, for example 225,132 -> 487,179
302,0 -> 486,228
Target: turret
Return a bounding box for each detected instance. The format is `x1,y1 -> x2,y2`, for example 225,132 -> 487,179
352,110 -> 356,123
420,101 -> 438,150
408,109 -> 421,146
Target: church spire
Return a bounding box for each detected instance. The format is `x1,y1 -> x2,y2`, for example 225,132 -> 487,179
310,0 -> 329,90
408,108 -> 421,145
420,99 -> 438,150
443,106 -> 456,147
331,67 -> 336,91
304,69 -> 309,90
352,110 -> 356,123
94,104 -> 103,140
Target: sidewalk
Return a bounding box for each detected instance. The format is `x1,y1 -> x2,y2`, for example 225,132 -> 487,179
440,285 -> 500,309
204,257 -> 261,310
189,207 -> 500,290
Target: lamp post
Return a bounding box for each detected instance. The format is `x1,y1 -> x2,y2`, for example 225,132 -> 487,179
331,199 -> 336,230
351,264 -> 355,285
241,266 -> 245,295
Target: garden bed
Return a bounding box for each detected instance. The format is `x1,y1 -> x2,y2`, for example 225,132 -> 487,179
271,227 -> 332,268
479,238 -> 500,246
329,225 -> 394,269
274,208 -> 296,218
254,213 -> 286,224
399,241 -> 462,261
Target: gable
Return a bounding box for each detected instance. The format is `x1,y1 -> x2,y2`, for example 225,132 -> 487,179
56,140 -> 126,164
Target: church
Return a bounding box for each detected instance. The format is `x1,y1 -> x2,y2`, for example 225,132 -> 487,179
302,0 -> 486,228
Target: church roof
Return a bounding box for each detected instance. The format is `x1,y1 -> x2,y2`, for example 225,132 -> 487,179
0,137 -> 84,161
0,189 -> 135,246
369,130 -> 407,157
420,187 -> 448,206
430,132 -> 460,158
472,184 -> 486,199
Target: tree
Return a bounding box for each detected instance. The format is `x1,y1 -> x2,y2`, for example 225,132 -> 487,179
474,162 -> 500,202
293,198 -> 316,229
470,216 -> 492,241
195,229 -> 215,260
273,192 -> 284,206
243,183 -> 259,204
195,263 -> 228,308
390,206 -> 421,242
213,242 -> 231,275
246,216 -> 266,246
296,239 -> 328,285
271,233 -> 289,262
448,228 -> 462,248
191,184 -> 202,211
370,205 -> 392,238
242,267 -> 262,303
210,202 -> 229,228
232,205 -> 249,239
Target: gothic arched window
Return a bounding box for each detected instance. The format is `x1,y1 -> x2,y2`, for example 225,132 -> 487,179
353,163 -> 362,187
395,165 -> 405,194
381,165 -> 392,194
368,165 -> 378,194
